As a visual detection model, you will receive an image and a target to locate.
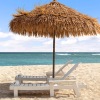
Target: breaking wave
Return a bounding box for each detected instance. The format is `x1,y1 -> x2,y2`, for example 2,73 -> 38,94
56,53 -> 71,56
92,54 -> 100,55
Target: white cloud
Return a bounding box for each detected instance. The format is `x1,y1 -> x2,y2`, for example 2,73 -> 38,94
0,31 -> 100,52
61,38 -> 77,45
77,36 -> 92,41
44,40 -> 53,45
0,32 -> 10,38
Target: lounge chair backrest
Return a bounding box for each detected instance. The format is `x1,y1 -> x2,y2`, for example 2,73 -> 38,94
61,63 -> 80,80
55,60 -> 73,75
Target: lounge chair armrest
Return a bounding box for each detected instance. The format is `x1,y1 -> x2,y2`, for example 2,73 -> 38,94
49,79 -> 76,84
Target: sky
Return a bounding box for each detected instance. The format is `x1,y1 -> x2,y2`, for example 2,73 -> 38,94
0,0 -> 100,52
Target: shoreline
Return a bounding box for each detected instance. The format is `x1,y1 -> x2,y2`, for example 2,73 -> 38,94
0,62 -> 100,67
0,63 -> 100,100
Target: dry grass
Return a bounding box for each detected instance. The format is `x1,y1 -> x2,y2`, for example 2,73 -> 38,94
10,0 -> 100,38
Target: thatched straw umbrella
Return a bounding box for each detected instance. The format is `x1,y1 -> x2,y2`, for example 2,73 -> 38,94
10,0 -> 100,78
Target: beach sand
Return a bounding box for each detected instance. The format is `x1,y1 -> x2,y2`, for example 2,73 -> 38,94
0,63 -> 100,100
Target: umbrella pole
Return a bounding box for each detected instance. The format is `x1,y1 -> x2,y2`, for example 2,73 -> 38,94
53,32 -> 55,78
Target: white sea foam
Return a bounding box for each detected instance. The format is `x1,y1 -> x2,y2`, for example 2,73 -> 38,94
56,53 -> 71,56
92,54 -> 100,55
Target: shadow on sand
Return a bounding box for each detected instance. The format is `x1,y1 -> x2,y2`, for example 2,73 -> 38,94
0,83 -> 74,99
0,83 -> 51,99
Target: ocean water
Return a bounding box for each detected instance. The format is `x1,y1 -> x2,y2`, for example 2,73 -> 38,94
0,52 -> 100,66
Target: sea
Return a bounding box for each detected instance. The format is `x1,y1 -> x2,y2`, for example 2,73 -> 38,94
0,52 -> 100,66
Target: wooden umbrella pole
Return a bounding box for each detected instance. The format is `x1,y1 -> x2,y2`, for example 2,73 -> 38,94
53,0 -> 57,1
53,32 -> 55,78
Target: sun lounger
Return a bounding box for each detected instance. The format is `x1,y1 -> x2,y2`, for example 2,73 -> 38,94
10,80 -> 79,97
10,63 -> 87,97
15,60 -> 73,83
15,75 -> 47,84
46,60 -> 73,77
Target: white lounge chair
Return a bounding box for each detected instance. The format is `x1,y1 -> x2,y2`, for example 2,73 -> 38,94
15,60 -> 73,83
46,60 -> 73,77
10,79 -> 79,97
10,63 -> 86,97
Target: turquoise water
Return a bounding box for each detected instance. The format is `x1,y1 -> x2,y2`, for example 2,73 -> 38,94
0,52 -> 100,66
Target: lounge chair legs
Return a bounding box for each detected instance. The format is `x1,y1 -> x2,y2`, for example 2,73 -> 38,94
14,89 -> 18,97
50,83 -> 54,97
73,83 -> 80,97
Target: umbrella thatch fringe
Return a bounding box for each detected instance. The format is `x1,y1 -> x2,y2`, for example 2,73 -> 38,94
13,9 -> 29,17
10,1 -> 100,37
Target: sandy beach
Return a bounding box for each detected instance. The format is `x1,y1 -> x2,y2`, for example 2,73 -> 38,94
0,63 -> 100,100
